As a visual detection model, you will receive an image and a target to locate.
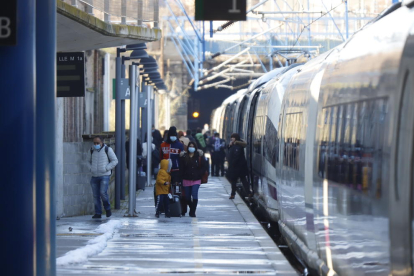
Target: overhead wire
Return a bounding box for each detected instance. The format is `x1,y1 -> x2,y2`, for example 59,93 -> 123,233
289,1 -> 344,50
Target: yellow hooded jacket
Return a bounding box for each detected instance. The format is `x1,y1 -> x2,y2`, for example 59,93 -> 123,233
155,159 -> 172,196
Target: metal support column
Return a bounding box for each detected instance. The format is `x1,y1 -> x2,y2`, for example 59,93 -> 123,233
0,1 -> 36,275
154,0 -> 160,28
127,65 -> 138,217
36,0 -> 56,275
115,53 -> 122,209
345,0 -> 349,39
138,0 -> 144,26
104,0 -> 110,23
146,85 -> 153,187
120,63 -> 126,200
121,0 -> 127,24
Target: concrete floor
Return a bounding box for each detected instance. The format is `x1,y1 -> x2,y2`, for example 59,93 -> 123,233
56,177 -> 298,275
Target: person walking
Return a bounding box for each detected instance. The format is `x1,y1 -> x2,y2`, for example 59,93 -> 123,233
179,142 -> 206,217
195,128 -> 206,152
186,129 -> 196,143
178,130 -> 190,151
89,136 -> 118,219
155,159 -> 172,218
160,126 -> 185,213
142,133 -> 157,179
226,133 -> 251,199
209,132 -> 226,176
152,125 -> 163,150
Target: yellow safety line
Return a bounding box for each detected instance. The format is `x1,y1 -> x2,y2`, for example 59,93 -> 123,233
192,218 -> 203,269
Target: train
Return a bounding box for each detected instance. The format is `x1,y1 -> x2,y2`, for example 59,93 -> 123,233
210,2 -> 414,275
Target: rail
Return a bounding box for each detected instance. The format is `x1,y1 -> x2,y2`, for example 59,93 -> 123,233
63,0 -> 159,27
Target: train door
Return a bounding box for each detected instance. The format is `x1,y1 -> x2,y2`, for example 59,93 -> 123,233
247,91 -> 261,193
390,32 -> 414,276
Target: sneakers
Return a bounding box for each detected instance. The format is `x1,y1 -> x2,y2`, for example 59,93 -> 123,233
92,214 -> 101,219
229,195 -> 235,199
106,209 -> 112,218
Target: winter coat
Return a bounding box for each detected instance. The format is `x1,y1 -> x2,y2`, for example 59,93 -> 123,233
152,129 -> 163,149
226,140 -> 248,180
195,133 -> 206,148
160,140 -> 184,172
155,159 -> 172,196
179,151 -> 206,181
89,144 -> 118,177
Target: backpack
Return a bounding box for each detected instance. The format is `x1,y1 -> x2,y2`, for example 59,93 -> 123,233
90,146 -> 112,175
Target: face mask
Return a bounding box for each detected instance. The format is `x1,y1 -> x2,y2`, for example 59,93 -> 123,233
94,144 -> 101,150
188,147 -> 195,153
170,136 -> 177,142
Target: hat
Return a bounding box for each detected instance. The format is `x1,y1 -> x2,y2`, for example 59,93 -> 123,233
168,126 -> 177,137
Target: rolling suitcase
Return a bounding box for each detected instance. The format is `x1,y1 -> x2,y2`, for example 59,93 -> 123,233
169,184 -> 182,217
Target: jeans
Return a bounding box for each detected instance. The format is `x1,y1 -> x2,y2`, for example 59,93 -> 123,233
90,176 -> 111,215
184,184 -> 200,202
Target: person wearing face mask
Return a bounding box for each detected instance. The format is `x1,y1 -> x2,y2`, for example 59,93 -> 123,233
160,126 -> 184,186
226,133 -> 250,199
179,142 -> 206,217
88,136 -> 118,219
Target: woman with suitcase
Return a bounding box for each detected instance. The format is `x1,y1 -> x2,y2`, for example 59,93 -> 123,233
179,142 -> 206,217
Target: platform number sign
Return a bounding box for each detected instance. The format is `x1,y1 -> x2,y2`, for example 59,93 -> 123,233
195,0 -> 246,21
57,52 -> 86,97
0,1 -> 17,45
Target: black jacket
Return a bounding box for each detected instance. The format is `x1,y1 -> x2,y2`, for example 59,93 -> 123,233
226,141 -> 248,180
179,151 -> 206,181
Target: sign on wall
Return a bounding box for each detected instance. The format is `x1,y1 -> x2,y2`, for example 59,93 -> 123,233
0,1 -> 17,45
195,0 -> 246,21
57,52 -> 85,97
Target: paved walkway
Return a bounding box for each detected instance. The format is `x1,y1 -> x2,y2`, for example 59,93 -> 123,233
56,177 -> 297,275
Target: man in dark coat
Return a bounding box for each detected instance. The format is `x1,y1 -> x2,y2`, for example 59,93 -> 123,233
226,133 -> 251,199
209,132 -> 226,176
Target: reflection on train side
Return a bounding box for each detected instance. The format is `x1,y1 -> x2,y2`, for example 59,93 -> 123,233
283,112 -> 303,171
318,98 -> 388,198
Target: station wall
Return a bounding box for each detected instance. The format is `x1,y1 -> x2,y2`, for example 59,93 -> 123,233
55,49 -> 123,218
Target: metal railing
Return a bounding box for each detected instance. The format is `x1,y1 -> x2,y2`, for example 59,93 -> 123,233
65,0 -> 159,27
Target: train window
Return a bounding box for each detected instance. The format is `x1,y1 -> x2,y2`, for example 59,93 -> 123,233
253,115 -> 264,154
318,98 -> 388,197
264,116 -> 278,167
283,112 -> 303,170
238,97 -> 248,138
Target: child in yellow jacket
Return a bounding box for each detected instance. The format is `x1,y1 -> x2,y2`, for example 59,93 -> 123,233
155,159 -> 172,218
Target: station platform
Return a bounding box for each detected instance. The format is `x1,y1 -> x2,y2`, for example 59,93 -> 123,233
56,177 -> 298,275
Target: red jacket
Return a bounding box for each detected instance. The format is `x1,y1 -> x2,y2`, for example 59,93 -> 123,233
160,141 -> 183,172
